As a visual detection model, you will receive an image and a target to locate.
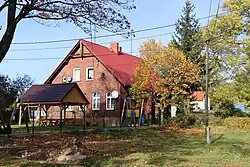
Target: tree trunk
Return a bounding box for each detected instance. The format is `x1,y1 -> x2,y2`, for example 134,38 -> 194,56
0,0 -> 17,63
158,107 -> 161,126
151,101 -> 156,124
24,107 -> 29,133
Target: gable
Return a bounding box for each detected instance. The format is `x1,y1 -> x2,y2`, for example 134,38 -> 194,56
74,43 -> 92,57
63,86 -> 89,104
45,40 -> 140,86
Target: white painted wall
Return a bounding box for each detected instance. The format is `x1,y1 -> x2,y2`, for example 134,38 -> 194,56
190,97 -> 210,112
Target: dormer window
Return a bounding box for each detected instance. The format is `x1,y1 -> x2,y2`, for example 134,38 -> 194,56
86,67 -> 94,80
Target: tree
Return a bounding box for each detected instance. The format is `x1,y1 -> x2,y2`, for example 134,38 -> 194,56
0,75 -> 17,112
172,0 -> 204,74
130,40 -> 200,123
204,0 -> 250,82
0,0 -> 136,63
0,74 -> 33,133
203,0 -> 250,117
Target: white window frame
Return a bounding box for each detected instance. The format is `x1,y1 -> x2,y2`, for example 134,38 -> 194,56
73,68 -> 81,82
92,92 -> 100,110
106,92 -> 115,110
86,67 -> 94,81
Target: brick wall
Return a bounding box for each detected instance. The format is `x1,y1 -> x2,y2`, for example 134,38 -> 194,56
48,46 -> 128,125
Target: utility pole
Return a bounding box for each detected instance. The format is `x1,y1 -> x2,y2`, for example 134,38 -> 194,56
205,42 -> 211,144
129,29 -> 135,55
204,0 -> 221,145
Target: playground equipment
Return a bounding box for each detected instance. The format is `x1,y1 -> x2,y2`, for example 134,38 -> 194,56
120,98 -> 145,127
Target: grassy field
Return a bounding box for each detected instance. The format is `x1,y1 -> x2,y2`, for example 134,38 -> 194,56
0,126 -> 250,167
10,124 -> 86,133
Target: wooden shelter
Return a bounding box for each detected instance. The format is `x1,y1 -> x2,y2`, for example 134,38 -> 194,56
21,83 -> 89,133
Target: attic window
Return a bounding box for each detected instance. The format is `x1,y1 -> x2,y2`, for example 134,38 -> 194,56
86,67 -> 94,80
73,68 -> 81,82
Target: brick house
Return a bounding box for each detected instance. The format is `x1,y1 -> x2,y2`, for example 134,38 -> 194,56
44,39 -> 141,126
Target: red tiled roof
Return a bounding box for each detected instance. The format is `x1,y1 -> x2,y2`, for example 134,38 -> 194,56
22,83 -> 88,104
191,91 -> 206,101
80,39 -> 140,86
45,40 -> 141,86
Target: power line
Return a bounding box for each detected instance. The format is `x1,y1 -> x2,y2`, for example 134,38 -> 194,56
4,57 -> 65,60
11,13 -> 227,45
4,51 -> 140,61
10,46 -> 72,51
9,32 -> 173,52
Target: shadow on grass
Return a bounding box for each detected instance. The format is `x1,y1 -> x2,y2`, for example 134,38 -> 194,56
76,130 -> 207,166
211,134 -> 224,144
1,128 -> 250,167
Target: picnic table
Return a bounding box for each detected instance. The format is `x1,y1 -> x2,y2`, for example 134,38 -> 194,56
40,119 -> 59,126
40,119 -> 75,126
49,120 -> 59,126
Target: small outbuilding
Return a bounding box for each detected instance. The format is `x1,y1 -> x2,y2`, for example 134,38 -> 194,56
190,91 -> 210,112
21,83 -> 89,133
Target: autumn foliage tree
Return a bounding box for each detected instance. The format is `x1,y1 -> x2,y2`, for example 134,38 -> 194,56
0,0 -> 135,63
130,40 -> 200,118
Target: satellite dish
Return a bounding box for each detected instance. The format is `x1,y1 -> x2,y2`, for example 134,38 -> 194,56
67,76 -> 72,83
62,76 -> 67,83
111,91 -> 119,98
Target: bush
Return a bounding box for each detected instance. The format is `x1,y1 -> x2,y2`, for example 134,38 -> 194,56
224,117 -> 250,130
167,114 -> 201,128
86,121 -> 91,127
214,110 -> 233,118
93,125 -> 105,133
213,103 -> 250,118
209,115 -> 224,126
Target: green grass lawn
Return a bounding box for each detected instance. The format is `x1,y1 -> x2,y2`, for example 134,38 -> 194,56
10,124 -> 87,133
0,127 -> 250,167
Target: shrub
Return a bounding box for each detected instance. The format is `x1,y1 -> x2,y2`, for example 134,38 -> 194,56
86,121 -> 91,127
214,110 -> 233,118
209,115 -> 224,126
167,114 -> 200,128
93,125 -> 105,133
224,117 -> 250,130
213,103 -> 250,118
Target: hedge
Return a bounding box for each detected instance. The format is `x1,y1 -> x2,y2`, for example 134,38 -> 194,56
224,117 -> 250,130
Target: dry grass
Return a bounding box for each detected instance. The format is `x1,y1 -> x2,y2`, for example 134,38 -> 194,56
0,126 -> 249,167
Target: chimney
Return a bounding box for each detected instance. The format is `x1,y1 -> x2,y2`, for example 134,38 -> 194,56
110,42 -> 122,54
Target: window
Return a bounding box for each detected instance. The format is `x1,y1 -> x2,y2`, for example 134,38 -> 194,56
106,92 -> 115,110
73,68 -> 81,82
86,67 -> 94,80
92,92 -> 100,110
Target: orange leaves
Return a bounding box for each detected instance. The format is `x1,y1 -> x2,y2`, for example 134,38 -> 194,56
131,40 -> 200,106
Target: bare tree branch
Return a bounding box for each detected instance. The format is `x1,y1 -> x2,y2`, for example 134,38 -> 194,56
0,1 -> 8,13
0,0 -> 135,63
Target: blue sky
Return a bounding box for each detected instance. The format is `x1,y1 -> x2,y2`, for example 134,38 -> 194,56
0,0 -> 222,84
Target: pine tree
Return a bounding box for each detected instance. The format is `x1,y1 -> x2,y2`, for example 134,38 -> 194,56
172,0 -> 205,90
